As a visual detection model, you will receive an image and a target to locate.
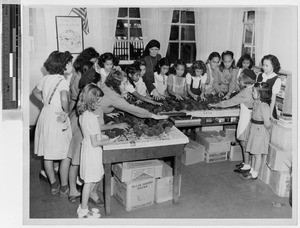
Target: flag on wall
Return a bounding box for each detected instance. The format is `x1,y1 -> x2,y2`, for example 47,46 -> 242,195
71,8 -> 89,35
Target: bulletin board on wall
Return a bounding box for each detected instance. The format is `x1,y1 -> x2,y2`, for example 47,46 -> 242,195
55,16 -> 84,54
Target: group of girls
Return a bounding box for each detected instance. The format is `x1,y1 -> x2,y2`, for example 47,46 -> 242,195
209,54 -> 281,180
32,38 -> 282,218
32,45 -> 169,218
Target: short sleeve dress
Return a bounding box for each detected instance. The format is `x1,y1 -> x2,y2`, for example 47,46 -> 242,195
34,74 -> 72,160
153,72 -> 168,96
246,101 -> 270,155
79,111 -> 104,183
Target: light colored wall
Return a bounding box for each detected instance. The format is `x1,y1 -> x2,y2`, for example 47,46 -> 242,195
268,7 -> 295,71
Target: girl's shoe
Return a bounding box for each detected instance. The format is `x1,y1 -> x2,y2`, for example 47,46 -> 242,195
235,163 -> 244,168
77,205 -> 101,219
51,184 -> 61,195
89,196 -> 104,207
68,193 -> 81,203
60,187 -> 70,198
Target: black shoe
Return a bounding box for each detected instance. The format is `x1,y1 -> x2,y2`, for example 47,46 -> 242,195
39,171 -> 48,182
235,163 -> 244,168
234,168 -> 250,173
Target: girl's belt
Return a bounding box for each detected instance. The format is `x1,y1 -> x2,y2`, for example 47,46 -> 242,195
250,118 -> 264,125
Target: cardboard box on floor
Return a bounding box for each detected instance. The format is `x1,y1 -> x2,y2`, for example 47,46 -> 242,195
155,162 -> 181,204
112,159 -> 163,182
270,123 -> 292,152
195,131 -> 231,154
267,143 -> 292,172
268,170 -> 291,197
113,175 -> 155,211
204,151 -> 227,163
182,139 -> 205,166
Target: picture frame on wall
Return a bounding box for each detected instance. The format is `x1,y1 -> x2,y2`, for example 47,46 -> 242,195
55,16 -> 84,54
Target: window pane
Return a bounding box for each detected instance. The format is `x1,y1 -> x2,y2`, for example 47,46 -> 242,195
172,10 -> 179,23
181,25 -> 195,41
247,11 -> 255,23
180,43 -> 196,63
118,8 -> 128,17
130,20 -> 142,39
170,25 -> 179,40
242,45 -> 251,55
113,41 -> 129,60
244,24 -> 253,44
115,19 -> 128,39
166,43 -> 179,63
180,10 -> 195,23
129,41 -> 144,60
129,8 -> 140,18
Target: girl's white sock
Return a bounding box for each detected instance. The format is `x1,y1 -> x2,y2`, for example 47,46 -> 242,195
249,168 -> 254,174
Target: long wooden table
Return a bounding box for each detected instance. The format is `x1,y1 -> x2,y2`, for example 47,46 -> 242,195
102,127 -> 189,215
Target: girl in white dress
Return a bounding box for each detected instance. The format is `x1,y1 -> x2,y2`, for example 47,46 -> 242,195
186,60 -> 207,101
153,57 -> 170,98
32,51 -> 73,195
76,84 -> 118,218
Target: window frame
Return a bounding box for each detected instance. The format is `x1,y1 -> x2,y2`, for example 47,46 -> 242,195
114,8 -> 144,64
168,8 -> 196,64
241,10 -> 255,61
167,8 -> 197,65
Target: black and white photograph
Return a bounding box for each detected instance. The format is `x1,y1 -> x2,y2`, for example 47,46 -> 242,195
0,0 -> 298,227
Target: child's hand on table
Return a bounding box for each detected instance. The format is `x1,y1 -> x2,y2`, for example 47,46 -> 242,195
116,123 -> 130,130
175,94 -> 183,100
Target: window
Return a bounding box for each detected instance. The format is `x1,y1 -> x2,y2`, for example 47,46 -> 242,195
113,8 -> 144,62
241,10 -> 255,63
166,9 -> 196,64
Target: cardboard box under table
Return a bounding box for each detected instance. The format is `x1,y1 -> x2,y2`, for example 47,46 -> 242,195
195,131 -> 231,154
155,162 -> 181,204
112,159 -> 163,182
204,151 -> 227,163
182,139 -> 205,166
113,175 -> 155,211
102,126 -> 189,215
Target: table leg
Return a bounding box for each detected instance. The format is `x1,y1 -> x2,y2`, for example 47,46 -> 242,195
104,163 -> 111,215
173,155 -> 181,203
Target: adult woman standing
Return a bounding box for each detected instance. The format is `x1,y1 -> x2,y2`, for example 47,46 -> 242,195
99,69 -> 168,120
141,39 -> 163,100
